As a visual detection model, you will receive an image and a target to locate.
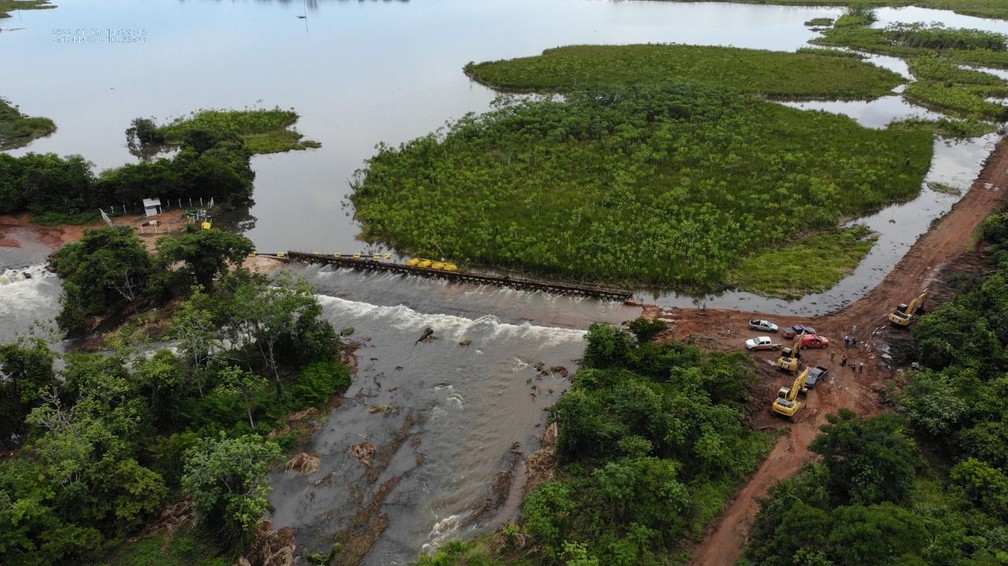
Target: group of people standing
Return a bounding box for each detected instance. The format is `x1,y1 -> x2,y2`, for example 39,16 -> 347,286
831,331 -> 865,374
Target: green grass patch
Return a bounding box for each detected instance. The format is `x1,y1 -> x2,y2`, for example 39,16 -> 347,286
351,82 -> 932,294
812,15 -> 1008,123
654,0 -> 1008,21
0,97 -> 55,150
815,16 -> 1008,68
107,524 -> 229,566
30,210 -> 100,225
465,44 -> 904,100
0,0 -> 53,19
157,108 -> 319,154
729,225 -> 878,299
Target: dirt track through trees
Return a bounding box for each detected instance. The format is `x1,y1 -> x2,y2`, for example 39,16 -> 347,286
683,136 -> 1008,565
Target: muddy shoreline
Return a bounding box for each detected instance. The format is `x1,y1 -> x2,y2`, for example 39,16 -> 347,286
0,211 -> 285,274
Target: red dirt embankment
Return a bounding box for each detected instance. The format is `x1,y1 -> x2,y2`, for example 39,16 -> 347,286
0,210 -> 283,274
683,136 -> 1008,566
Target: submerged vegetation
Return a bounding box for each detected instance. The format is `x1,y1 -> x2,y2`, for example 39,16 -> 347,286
0,97 -> 55,150
465,44 -> 904,100
352,82 -> 932,293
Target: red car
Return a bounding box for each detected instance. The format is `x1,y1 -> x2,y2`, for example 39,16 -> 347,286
801,334 -> 830,349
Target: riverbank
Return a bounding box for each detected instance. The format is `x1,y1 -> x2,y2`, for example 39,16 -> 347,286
0,212 -> 285,274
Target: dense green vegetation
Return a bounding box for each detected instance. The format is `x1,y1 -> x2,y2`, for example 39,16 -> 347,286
419,322 -> 773,564
0,0 -> 53,19
465,44 -> 904,99
743,213 -> 1008,565
0,125 -> 255,217
0,98 -> 55,150
815,10 -> 1008,123
1,227 -> 350,564
142,108 -> 320,155
49,226 -> 255,336
655,0 -> 1008,21
0,108 -> 317,219
352,82 -> 932,293
728,225 -> 878,299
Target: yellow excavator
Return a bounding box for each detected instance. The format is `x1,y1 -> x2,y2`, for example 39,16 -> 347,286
772,366 -> 811,420
888,289 -> 929,326
775,332 -> 804,373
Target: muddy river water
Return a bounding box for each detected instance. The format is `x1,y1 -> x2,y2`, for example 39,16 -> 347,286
3,1 -> 1008,562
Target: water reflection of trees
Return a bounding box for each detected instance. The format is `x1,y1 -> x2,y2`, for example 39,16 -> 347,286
215,204 -> 257,236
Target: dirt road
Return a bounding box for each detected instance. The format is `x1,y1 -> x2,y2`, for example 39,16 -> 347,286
681,136 -> 1008,566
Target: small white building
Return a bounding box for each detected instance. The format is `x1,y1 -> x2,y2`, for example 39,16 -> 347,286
143,197 -> 162,218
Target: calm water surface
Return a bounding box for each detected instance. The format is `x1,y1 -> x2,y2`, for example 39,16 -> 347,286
4,2 -> 1008,562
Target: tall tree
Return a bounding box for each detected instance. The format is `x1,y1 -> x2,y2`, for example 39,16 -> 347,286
811,409 -> 919,507
156,229 -> 253,292
0,340 -> 56,448
50,227 -> 152,336
181,433 -> 281,543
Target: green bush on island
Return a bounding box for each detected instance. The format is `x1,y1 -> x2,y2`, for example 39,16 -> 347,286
351,81 -> 932,293
0,126 -> 255,217
0,108 -> 317,219
0,97 -> 56,150
146,108 -> 321,155
464,44 -> 905,99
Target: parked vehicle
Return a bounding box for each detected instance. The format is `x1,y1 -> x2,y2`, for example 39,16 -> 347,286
782,324 -> 816,339
805,366 -> 829,388
745,336 -> 780,351
748,319 -> 779,333
800,334 -> 830,349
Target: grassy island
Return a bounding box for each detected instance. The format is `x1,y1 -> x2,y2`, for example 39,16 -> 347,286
152,108 -> 321,154
0,97 -> 55,150
465,44 -> 905,100
653,0 -> 1008,21
814,9 -> 1008,125
352,81 -> 932,294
